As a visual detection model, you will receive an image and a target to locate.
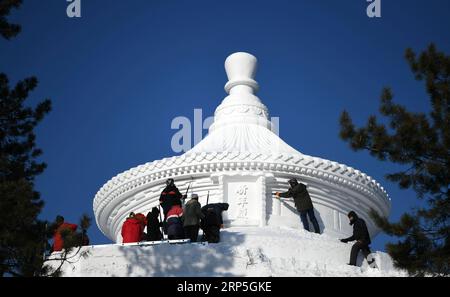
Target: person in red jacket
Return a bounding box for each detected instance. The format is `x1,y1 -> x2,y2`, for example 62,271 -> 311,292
52,215 -> 78,252
121,212 -> 146,243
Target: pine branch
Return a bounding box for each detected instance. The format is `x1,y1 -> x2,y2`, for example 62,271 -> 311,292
345,44 -> 450,276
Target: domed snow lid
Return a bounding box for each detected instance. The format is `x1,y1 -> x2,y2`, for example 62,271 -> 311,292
188,52 -> 303,156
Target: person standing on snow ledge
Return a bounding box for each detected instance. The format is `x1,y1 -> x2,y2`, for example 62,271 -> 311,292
159,178 -> 185,222
183,193 -> 204,242
200,203 -> 229,243
121,212 -> 146,243
146,207 -> 163,241
275,178 -> 321,234
166,202 -> 184,240
340,211 -> 376,267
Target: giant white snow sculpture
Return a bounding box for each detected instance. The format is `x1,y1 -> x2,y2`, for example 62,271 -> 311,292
93,52 -> 391,243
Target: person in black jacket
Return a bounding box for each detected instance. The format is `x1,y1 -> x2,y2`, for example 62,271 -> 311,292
203,208 -> 221,243
200,203 -> 229,227
275,178 -> 321,234
146,207 -> 163,241
200,203 -> 229,243
340,211 -> 375,267
159,178 -> 185,222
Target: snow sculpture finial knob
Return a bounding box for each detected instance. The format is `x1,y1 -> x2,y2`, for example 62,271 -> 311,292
224,52 -> 259,94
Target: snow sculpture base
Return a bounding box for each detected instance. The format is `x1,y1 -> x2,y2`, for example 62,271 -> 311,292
49,226 -> 405,277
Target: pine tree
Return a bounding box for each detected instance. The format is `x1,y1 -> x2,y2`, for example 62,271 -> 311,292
0,0 -> 22,40
339,44 -> 450,276
0,0 -> 91,276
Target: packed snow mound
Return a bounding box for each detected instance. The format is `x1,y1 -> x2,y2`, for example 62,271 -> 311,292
50,226 -> 406,277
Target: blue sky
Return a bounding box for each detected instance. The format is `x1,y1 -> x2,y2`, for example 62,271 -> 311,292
1,0 -> 449,251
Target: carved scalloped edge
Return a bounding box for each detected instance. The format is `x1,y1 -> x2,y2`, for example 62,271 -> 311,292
93,151 -> 390,216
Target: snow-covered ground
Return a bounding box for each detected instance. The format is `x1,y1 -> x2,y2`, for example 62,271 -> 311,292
48,226 -> 407,277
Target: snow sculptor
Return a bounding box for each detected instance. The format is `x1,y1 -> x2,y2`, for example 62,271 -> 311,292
201,202 -> 229,243
340,211 -> 376,267
274,178 -> 321,234
183,193 -> 204,243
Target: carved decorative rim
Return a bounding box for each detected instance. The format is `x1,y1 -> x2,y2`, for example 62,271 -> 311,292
93,151 -> 391,239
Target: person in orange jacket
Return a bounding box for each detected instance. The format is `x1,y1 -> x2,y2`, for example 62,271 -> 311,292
52,215 -> 78,252
121,212 -> 146,243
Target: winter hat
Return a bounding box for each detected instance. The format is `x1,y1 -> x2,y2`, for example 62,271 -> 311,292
56,215 -> 64,224
347,211 -> 357,218
191,193 -> 199,200
288,178 -> 299,186
347,211 -> 358,225
151,207 -> 159,215
166,178 -> 175,187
